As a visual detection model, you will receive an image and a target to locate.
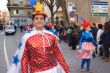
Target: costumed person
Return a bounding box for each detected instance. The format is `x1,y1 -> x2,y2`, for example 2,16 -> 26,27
7,1 -> 70,73
47,23 -> 58,37
79,22 -> 97,72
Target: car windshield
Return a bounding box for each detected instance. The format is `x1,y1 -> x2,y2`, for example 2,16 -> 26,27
5,25 -> 14,29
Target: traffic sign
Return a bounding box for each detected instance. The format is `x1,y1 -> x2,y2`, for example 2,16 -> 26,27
92,1 -> 108,5
92,13 -> 108,16
91,1 -> 108,16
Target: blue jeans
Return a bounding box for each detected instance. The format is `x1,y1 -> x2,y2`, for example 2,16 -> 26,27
81,59 -> 90,71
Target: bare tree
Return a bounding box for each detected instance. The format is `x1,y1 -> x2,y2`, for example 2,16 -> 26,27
40,0 -> 60,23
60,0 -> 69,25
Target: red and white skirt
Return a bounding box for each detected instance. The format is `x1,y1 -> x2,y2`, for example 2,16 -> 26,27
81,42 -> 96,51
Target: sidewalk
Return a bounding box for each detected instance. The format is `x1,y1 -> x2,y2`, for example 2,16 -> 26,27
60,41 -> 110,73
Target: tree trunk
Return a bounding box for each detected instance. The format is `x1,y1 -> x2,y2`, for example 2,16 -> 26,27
41,0 -> 60,23
60,0 -> 69,25
49,4 -> 54,23
51,13 -> 54,23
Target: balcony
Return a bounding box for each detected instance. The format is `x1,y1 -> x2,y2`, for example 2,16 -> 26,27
7,5 -> 33,9
24,5 -> 31,7
12,3 -> 19,6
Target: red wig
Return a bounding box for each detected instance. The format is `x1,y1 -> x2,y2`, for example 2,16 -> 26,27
81,22 -> 93,28
47,23 -> 54,28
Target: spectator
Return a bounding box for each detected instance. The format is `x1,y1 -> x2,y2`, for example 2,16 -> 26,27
96,24 -> 104,57
91,23 -> 98,53
100,21 -> 110,62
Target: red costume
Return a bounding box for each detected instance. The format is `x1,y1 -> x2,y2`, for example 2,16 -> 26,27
21,30 -> 70,73
7,1 -> 70,73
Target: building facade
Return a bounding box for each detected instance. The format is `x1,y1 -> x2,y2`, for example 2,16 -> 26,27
44,0 -> 92,24
8,0 -> 110,26
8,0 -> 33,26
57,0 -> 110,25
67,0 -> 110,24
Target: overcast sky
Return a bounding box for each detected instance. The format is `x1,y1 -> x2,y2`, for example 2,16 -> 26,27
0,0 -> 8,11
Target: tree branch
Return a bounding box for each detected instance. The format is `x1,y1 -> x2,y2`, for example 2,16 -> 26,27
53,2 -> 56,6
53,6 -> 60,15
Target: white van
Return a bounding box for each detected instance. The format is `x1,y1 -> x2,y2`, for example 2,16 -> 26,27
5,25 -> 15,35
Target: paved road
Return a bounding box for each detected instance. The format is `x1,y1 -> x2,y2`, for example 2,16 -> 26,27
0,30 -> 24,73
0,32 -> 7,73
60,42 -> 110,73
0,30 -> 110,73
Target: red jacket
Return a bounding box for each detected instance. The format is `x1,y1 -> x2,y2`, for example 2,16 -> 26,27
21,33 -> 70,73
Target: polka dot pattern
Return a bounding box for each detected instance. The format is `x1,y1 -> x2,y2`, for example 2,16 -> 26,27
21,33 -> 70,73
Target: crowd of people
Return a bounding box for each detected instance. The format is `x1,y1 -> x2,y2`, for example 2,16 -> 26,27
52,21 -> 110,62
5,15 -> 110,73
7,1 -> 110,73
49,21 -> 110,72
15,20 -> 110,73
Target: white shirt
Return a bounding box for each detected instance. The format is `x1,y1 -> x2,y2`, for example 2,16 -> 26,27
96,29 -> 104,42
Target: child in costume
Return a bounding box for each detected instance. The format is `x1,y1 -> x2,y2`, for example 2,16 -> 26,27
79,22 -> 97,72
7,1 -> 70,73
47,23 -> 58,37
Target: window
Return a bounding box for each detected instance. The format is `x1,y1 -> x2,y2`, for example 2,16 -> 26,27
14,0 -> 20,4
14,10 -> 18,15
19,10 -> 24,15
21,19 -> 27,22
27,11 -> 32,16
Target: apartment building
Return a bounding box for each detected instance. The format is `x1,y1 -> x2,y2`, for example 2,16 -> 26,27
7,0 -> 110,25
7,0 -> 33,26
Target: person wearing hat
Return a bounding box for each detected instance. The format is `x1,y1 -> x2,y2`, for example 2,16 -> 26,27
7,1 -> 70,73
79,22 -> 97,72
46,23 -> 59,38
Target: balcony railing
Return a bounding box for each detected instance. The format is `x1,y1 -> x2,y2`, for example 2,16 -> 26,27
10,3 -> 20,6
7,5 -> 33,9
24,5 -> 31,7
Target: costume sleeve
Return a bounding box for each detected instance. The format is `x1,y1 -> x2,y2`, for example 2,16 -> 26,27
90,32 -> 97,47
53,37 -> 70,73
21,43 -> 29,73
79,32 -> 84,49
91,38 -> 97,47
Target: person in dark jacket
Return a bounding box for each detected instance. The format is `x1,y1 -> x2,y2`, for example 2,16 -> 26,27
91,23 -> 98,54
91,23 -> 98,40
20,25 -> 23,33
70,28 -> 77,50
100,21 -> 110,62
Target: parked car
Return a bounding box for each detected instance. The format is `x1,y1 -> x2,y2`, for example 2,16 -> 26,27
5,25 -> 16,35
